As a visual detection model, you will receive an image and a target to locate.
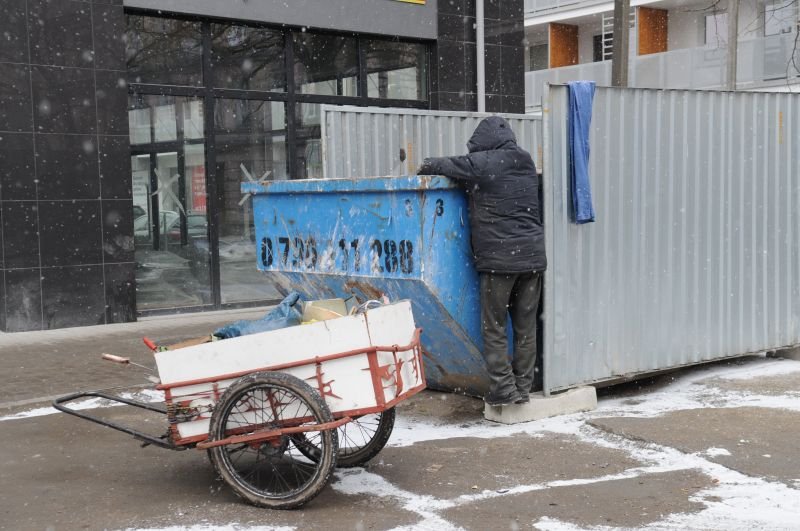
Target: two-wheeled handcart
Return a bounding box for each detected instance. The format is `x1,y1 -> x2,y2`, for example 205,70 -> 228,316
54,301 -> 424,509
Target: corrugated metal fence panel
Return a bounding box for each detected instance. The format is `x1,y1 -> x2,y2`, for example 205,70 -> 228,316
543,85 -> 800,393
322,106 -> 543,179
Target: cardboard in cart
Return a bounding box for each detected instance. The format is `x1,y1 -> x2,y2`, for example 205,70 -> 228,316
302,297 -> 355,322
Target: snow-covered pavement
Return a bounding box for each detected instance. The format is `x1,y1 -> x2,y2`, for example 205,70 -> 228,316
2,355 -> 799,530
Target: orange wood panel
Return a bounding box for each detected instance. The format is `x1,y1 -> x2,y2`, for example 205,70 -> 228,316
549,23 -> 579,68
638,7 -> 668,55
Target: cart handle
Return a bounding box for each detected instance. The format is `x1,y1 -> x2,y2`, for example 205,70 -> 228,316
52,392 -> 180,451
196,416 -> 352,450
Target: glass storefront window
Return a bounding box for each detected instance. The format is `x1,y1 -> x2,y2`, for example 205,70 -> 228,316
215,99 -> 287,303
125,14 -> 430,313
131,154 -> 150,216
365,39 -> 428,100
129,94 -> 211,311
183,100 -> 205,140
128,107 -> 151,145
128,95 -> 204,144
295,103 -> 323,179
211,24 -> 287,92
215,99 -> 288,181
153,103 -> 178,142
293,33 -> 358,96
126,16 -> 203,86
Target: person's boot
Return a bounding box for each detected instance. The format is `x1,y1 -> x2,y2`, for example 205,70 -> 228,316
484,389 -> 521,406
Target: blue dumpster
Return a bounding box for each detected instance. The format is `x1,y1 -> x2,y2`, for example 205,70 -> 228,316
242,176 -> 489,396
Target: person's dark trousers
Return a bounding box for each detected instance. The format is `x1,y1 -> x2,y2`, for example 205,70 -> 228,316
480,271 -> 542,400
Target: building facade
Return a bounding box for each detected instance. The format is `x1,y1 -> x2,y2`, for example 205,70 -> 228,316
524,0 -> 800,110
0,0 -> 526,332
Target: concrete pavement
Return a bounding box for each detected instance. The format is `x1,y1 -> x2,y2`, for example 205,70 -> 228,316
1,311 -> 799,530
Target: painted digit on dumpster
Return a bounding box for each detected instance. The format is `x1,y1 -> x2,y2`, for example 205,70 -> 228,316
306,237 -> 317,268
278,237 -> 290,266
384,240 -> 398,273
261,237 -> 273,267
338,239 -> 349,271
292,237 -> 305,267
351,239 -> 360,272
371,239 -> 384,273
399,239 -> 414,274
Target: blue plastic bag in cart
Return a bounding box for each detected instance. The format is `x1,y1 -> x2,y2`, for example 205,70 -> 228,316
214,292 -> 305,339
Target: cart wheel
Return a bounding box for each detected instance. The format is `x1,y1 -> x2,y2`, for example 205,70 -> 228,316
207,371 -> 338,510
293,407 -> 395,468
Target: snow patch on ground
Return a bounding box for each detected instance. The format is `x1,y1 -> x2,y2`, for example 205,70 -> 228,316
534,517 -> 607,530
127,526 -> 293,531
704,447 -> 732,457
711,358 -> 800,380
334,469 -> 461,531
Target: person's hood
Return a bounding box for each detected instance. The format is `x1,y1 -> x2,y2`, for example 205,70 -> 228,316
466,116 -> 517,153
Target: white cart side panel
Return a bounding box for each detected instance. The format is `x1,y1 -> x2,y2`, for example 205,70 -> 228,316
364,301 -> 421,401
155,313 -> 371,385
364,301 -> 415,346
177,419 -> 211,439
174,356 -> 378,440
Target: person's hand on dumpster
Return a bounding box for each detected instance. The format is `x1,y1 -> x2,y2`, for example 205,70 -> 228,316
416,158 -> 435,175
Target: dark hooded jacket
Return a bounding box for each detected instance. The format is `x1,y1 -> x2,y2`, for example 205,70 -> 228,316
418,116 -> 546,273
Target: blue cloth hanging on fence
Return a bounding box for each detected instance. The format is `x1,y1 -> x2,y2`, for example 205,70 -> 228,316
568,81 -> 596,224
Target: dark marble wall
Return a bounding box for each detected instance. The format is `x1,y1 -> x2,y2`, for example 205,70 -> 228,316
0,0 -> 135,331
433,0 -> 526,113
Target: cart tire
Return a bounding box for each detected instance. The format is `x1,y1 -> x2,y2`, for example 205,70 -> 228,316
293,407 -> 395,468
207,371 -> 337,510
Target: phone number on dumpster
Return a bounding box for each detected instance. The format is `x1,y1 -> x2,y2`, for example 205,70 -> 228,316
260,236 -> 415,274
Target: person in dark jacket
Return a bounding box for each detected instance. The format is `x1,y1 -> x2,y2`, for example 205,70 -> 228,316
417,116 -> 546,406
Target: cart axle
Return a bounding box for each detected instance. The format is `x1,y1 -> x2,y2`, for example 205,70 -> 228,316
197,417 -> 352,450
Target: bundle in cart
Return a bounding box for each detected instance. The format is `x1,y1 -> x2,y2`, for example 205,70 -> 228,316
54,300 -> 425,509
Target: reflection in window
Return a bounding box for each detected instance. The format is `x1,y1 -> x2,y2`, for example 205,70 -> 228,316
126,16 -> 203,86
128,108 -> 151,145
215,99 -> 287,303
153,103 -> 178,142
211,24 -> 286,92
130,148 -> 212,310
295,103 -> 323,179
365,39 -> 428,100
529,43 -> 549,70
704,13 -> 728,47
128,93 -> 211,311
184,144 -> 208,218
215,99 -> 288,181
293,33 -> 358,96
183,100 -> 204,140
128,95 -> 204,144
764,0 -> 798,36
131,155 -> 150,219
